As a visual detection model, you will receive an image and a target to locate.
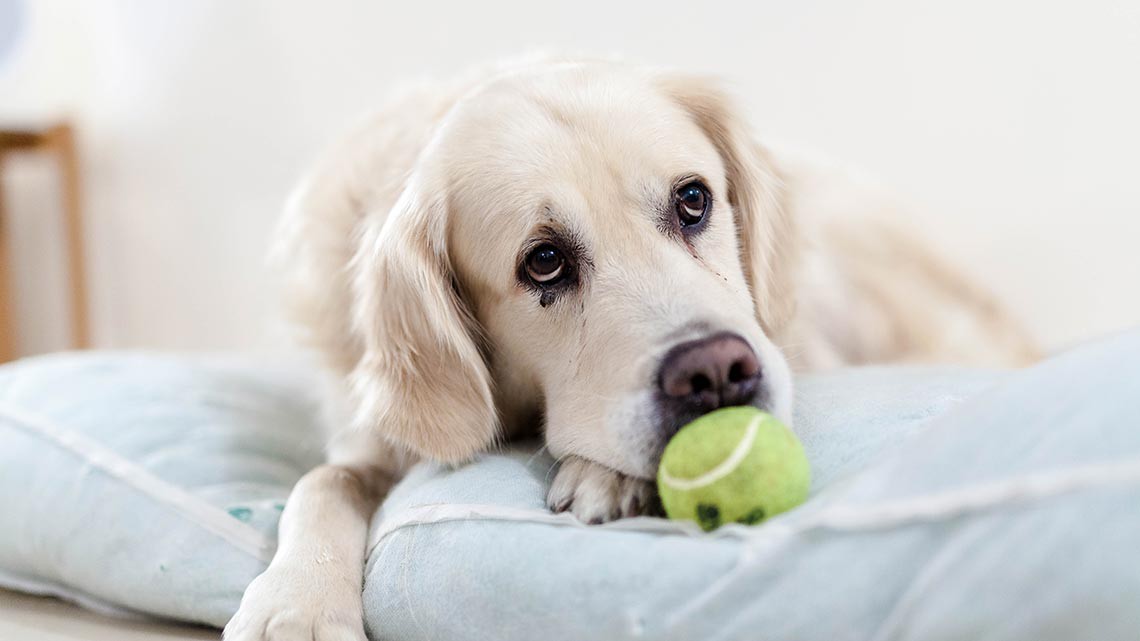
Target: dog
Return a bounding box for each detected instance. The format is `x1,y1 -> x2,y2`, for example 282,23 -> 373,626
224,56 -> 1036,640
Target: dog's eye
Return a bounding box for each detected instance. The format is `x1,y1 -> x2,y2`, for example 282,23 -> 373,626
525,244 -> 566,284
675,181 -> 710,227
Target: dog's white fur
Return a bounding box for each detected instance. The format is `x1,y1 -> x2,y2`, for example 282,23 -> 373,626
225,57 -> 1036,640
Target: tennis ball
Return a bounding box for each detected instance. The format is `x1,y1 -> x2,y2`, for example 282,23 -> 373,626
657,406 -> 810,531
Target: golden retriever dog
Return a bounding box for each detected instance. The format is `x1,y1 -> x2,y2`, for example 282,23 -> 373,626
225,57 -> 1036,640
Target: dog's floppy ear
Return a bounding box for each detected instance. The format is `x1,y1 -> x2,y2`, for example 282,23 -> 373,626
348,177 -> 497,464
659,75 -> 798,335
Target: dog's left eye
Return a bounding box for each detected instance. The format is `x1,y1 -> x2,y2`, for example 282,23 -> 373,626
675,181 -> 710,227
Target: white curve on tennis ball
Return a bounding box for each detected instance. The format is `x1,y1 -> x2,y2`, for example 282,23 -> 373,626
658,413 -> 763,491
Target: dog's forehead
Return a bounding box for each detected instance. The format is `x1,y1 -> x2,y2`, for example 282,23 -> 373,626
439,70 -> 725,197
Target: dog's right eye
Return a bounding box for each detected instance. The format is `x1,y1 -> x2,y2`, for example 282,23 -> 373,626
525,244 -> 566,284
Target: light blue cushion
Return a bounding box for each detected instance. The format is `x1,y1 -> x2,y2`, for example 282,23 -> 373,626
361,332 -> 1140,641
1,332 -> 1138,639
0,353 -> 324,624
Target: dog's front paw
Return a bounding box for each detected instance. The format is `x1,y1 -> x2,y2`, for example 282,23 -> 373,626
547,455 -> 662,524
224,562 -> 366,641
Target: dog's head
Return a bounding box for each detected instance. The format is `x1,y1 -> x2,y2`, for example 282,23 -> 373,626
349,62 -> 796,478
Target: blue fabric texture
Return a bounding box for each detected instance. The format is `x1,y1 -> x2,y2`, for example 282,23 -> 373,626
0,353 -> 324,624
362,333 -> 1140,641
0,332 -> 1137,639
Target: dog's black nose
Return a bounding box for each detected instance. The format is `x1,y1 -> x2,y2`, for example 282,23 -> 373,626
657,333 -> 761,423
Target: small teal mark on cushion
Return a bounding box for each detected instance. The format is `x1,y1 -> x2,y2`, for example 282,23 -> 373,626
159,563 -> 167,572
228,507 -> 253,522
274,503 -> 285,512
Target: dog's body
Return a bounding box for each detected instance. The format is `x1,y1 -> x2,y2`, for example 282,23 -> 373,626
225,58 -> 1035,640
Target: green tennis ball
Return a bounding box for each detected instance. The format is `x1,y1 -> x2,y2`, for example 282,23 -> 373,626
657,406 -> 810,531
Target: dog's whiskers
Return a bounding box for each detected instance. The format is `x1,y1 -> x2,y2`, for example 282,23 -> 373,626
524,443 -> 551,469
544,451 -> 574,483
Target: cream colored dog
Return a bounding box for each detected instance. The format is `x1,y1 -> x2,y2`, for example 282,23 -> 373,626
225,57 -> 1035,640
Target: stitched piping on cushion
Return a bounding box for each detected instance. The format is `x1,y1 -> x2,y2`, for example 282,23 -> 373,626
0,407 -> 276,564
366,457 -> 1140,557
786,457 -> 1140,534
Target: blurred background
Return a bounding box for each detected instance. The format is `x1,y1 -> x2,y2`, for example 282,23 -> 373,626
0,0 -> 1137,361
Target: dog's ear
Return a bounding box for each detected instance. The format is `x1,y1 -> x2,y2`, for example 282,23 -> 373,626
659,75 -> 798,335
347,178 -> 497,464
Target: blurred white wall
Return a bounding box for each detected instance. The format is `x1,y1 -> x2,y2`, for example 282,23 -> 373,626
0,0 -> 1138,356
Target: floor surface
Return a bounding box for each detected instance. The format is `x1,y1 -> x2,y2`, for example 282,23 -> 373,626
0,589 -> 218,640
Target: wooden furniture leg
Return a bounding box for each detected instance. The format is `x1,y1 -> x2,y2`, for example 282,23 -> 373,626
0,125 -> 91,362
0,178 -> 15,362
47,125 -> 90,349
